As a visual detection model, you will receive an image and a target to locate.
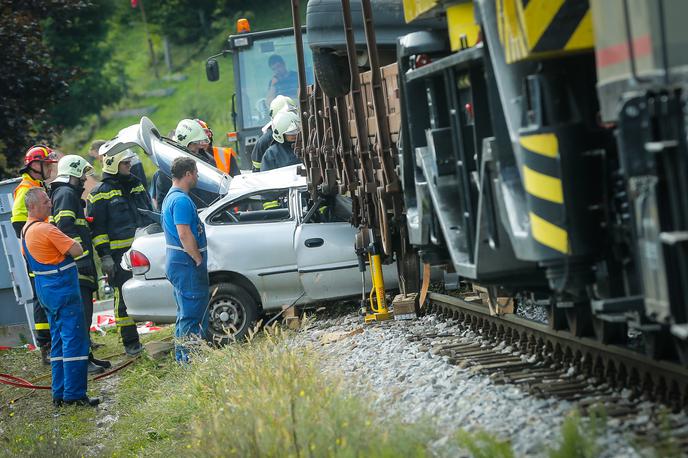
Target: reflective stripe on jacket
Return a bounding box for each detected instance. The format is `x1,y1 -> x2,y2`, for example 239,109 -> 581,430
51,181 -> 97,288
86,173 -> 154,260
11,173 -> 44,224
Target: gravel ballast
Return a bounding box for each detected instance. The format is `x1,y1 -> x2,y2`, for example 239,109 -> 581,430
292,310 -> 667,457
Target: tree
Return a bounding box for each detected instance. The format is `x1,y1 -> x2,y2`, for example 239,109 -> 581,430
43,0 -> 125,129
140,0 -> 218,45
0,0 -> 67,177
0,0 -> 124,178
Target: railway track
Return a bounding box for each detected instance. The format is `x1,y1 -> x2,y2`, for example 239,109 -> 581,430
419,292 -> 688,449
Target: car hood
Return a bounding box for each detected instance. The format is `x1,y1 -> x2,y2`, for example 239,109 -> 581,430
99,116 -> 231,196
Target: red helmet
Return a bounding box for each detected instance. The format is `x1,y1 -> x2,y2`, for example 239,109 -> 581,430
195,119 -> 213,141
24,145 -> 57,166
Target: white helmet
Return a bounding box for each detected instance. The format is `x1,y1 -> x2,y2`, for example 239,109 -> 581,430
174,118 -> 209,147
269,95 -> 297,118
102,149 -> 137,175
272,110 -> 301,143
56,154 -> 93,179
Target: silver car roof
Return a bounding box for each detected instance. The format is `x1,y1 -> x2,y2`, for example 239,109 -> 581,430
228,164 -> 306,194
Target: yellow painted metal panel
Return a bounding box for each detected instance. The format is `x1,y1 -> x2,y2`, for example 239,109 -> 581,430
403,0 -> 440,23
522,0 -> 565,49
565,9 -> 594,51
519,133 -> 559,158
447,2 -> 480,51
522,166 -> 564,204
497,0 -> 593,63
530,212 -> 569,254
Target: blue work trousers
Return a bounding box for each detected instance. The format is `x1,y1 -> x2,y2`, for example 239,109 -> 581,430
166,249 -> 209,362
23,235 -> 88,401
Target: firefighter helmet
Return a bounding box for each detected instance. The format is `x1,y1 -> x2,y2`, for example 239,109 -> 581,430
272,110 -> 301,143
102,149 -> 137,175
195,119 -> 213,141
23,145 -> 57,166
175,119 -> 209,147
269,95 -> 297,118
57,155 -> 93,179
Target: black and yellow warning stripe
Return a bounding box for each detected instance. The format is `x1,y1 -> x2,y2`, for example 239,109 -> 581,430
498,0 -> 593,64
519,132 -> 569,255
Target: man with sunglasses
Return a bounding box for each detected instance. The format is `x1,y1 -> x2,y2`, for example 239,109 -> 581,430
87,149 -> 154,356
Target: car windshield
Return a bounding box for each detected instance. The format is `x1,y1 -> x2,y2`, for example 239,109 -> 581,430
237,34 -> 314,129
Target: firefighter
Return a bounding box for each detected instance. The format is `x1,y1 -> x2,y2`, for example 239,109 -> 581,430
21,187 -> 99,407
251,95 -> 297,172
196,119 -> 240,177
161,157 -> 209,362
155,119 -> 210,206
11,145 -> 58,364
261,110 -> 302,172
87,150 -> 154,356
51,155 -> 111,374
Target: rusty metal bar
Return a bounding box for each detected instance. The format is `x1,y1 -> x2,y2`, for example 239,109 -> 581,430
290,0 -> 309,148
341,0 -> 376,228
360,0 -> 398,193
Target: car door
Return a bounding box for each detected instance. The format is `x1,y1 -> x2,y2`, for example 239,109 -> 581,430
293,191 -> 364,300
204,188 -> 302,310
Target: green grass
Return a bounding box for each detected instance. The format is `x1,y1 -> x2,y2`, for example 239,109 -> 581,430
2,321 -> 678,458
0,325 -> 174,456
548,408 -> 605,458
104,326 -> 444,456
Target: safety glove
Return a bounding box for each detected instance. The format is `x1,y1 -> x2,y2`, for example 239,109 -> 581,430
100,254 -> 116,280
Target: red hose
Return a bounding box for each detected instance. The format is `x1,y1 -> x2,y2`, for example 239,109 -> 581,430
1,356 -> 140,391
0,373 -> 50,390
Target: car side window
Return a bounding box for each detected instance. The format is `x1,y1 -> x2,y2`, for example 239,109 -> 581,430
299,192 -> 353,224
208,189 -> 291,225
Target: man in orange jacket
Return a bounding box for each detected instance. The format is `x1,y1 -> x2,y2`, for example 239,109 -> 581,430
11,145 -> 58,363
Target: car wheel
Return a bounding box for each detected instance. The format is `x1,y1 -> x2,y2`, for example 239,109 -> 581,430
208,282 -> 258,345
313,49 -> 351,98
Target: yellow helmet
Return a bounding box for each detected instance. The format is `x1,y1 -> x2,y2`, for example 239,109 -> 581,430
102,149 -> 136,175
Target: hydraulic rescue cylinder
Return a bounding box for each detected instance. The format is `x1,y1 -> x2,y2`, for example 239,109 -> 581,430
365,243 -> 392,323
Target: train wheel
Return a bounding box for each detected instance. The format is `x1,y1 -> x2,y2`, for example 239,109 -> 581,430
312,50 -> 351,98
565,305 -> 594,337
643,329 -> 676,360
592,317 -> 627,345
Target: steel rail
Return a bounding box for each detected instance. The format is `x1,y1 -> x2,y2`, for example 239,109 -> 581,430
429,292 -> 688,407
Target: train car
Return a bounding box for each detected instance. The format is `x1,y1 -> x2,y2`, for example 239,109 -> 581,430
291,0 -> 688,365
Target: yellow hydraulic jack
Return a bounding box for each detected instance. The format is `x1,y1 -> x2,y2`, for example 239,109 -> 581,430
364,244 -> 393,323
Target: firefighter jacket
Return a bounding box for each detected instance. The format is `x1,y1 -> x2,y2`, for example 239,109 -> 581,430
251,128 -> 273,171
11,173 -> 46,238
261,141 -> 300,172
50,181 -> 97,289
87,173 -> 154,261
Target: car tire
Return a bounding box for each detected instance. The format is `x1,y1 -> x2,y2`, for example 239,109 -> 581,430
313,49 -> 351,98
207,282 -> 258,345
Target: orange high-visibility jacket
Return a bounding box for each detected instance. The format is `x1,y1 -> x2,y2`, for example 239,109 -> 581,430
212,146 -> 237,175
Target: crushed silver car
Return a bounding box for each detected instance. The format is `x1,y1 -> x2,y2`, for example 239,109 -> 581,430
101,118 -> 399,342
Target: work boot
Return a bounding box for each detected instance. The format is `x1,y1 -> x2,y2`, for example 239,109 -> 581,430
40,344 -> 50,366
52,398 -> 63,408
64,396 -> 100,407
87,361 -> 105,375
124,341 -> 144,357
89,352 -> 112,369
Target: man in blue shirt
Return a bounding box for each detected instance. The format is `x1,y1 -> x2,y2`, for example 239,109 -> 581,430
161,157 -> 209,362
